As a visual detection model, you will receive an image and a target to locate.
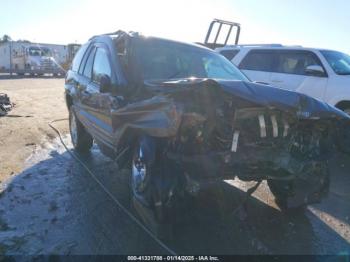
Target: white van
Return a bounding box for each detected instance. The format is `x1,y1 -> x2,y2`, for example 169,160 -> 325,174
216,45 -> 350,114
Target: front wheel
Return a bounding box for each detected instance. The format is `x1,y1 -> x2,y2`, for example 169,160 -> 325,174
69,107 -> 93,153
268,162 -> 330,212
131,140 -> 173,240
267,180 -> 306,212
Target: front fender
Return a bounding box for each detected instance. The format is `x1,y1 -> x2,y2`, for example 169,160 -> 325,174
139,135 -> 156,166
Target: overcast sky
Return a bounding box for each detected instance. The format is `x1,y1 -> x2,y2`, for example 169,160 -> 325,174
1,0 -> 349,53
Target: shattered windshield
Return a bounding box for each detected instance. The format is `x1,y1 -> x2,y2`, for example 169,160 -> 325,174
131,38 -> 249,81
321,50 -> 350,75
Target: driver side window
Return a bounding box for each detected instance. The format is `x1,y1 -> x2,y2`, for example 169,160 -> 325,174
92,48 -> 111,83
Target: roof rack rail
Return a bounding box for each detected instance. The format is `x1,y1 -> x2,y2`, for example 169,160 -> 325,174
222,44 -> 303,48
204,19 -> 241,50
89,30 -> 131,40
225,44 -> 284,48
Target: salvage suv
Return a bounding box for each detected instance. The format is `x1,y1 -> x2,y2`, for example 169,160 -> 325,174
65,31 -> 350,236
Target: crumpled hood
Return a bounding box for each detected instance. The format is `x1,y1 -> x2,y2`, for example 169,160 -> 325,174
217,80 -> 350,120
145,78 -> 350,121
109,78 -> 350,148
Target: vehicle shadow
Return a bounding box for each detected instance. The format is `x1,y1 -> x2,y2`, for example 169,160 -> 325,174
170,179 -> 350,255
304,152 -> 350,246
0,143 -> 349,255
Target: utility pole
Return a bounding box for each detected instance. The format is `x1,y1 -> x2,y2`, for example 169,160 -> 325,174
9,41 -> 13,77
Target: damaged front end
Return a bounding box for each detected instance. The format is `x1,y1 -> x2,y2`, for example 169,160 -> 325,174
114,79 -> 350,209
164,80 -> 344,208
169,104 -> 332,208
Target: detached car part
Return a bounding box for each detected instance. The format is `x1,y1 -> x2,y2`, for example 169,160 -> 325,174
0,93 -> 13,116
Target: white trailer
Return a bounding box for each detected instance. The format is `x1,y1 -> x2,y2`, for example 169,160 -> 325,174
0,41 -> 80,76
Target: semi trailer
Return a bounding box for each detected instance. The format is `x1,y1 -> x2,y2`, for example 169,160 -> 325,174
0,41 -> 80,76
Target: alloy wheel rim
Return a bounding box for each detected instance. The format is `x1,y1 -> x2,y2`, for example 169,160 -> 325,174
132,147 -> 147,193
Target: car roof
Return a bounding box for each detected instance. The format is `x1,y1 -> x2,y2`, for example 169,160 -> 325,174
91,31 -> 214,53
135,35 -> 213,52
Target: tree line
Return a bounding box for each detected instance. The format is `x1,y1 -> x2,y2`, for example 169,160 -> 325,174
0,35 -> 31,44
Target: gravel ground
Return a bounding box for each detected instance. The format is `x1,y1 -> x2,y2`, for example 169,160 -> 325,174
0,75 -> 68,183
0,77 -> 349,255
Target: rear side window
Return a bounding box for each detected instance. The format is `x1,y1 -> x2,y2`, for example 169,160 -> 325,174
275,51 -> 323,75
239,50 -> 275,72
71,43 -> 89,72
92,48 -> 112,83
219,49 -> 239,61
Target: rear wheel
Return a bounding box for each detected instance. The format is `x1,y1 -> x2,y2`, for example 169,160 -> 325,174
69,108 -> 93,153
131,141 -> 173,240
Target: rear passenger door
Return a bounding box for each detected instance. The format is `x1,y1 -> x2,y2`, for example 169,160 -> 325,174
238,50 -> 275,84
269,50 -> 328,100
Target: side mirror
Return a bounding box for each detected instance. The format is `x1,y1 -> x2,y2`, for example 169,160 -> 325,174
305,65 -> 326,77
99,74 -> 111,93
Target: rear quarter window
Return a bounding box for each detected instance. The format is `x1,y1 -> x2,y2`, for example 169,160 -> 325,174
239,50 -> 275,72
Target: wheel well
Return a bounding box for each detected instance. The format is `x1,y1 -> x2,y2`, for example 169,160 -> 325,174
66,94 -> 73,109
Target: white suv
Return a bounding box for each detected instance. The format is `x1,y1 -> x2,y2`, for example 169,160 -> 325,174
216,45 -> 350,114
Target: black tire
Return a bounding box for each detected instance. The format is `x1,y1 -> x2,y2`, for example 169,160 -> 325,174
69,107 -> 93,153
267,180 -> 306,212
268,162 -> 329,212
131,141 -> 173,240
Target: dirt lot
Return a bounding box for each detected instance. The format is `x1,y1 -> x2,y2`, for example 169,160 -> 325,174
0,75 -> 68,182
0,77 -> 349,255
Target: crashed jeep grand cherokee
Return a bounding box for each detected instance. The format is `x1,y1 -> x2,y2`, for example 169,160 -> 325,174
65,31 -> 350,235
